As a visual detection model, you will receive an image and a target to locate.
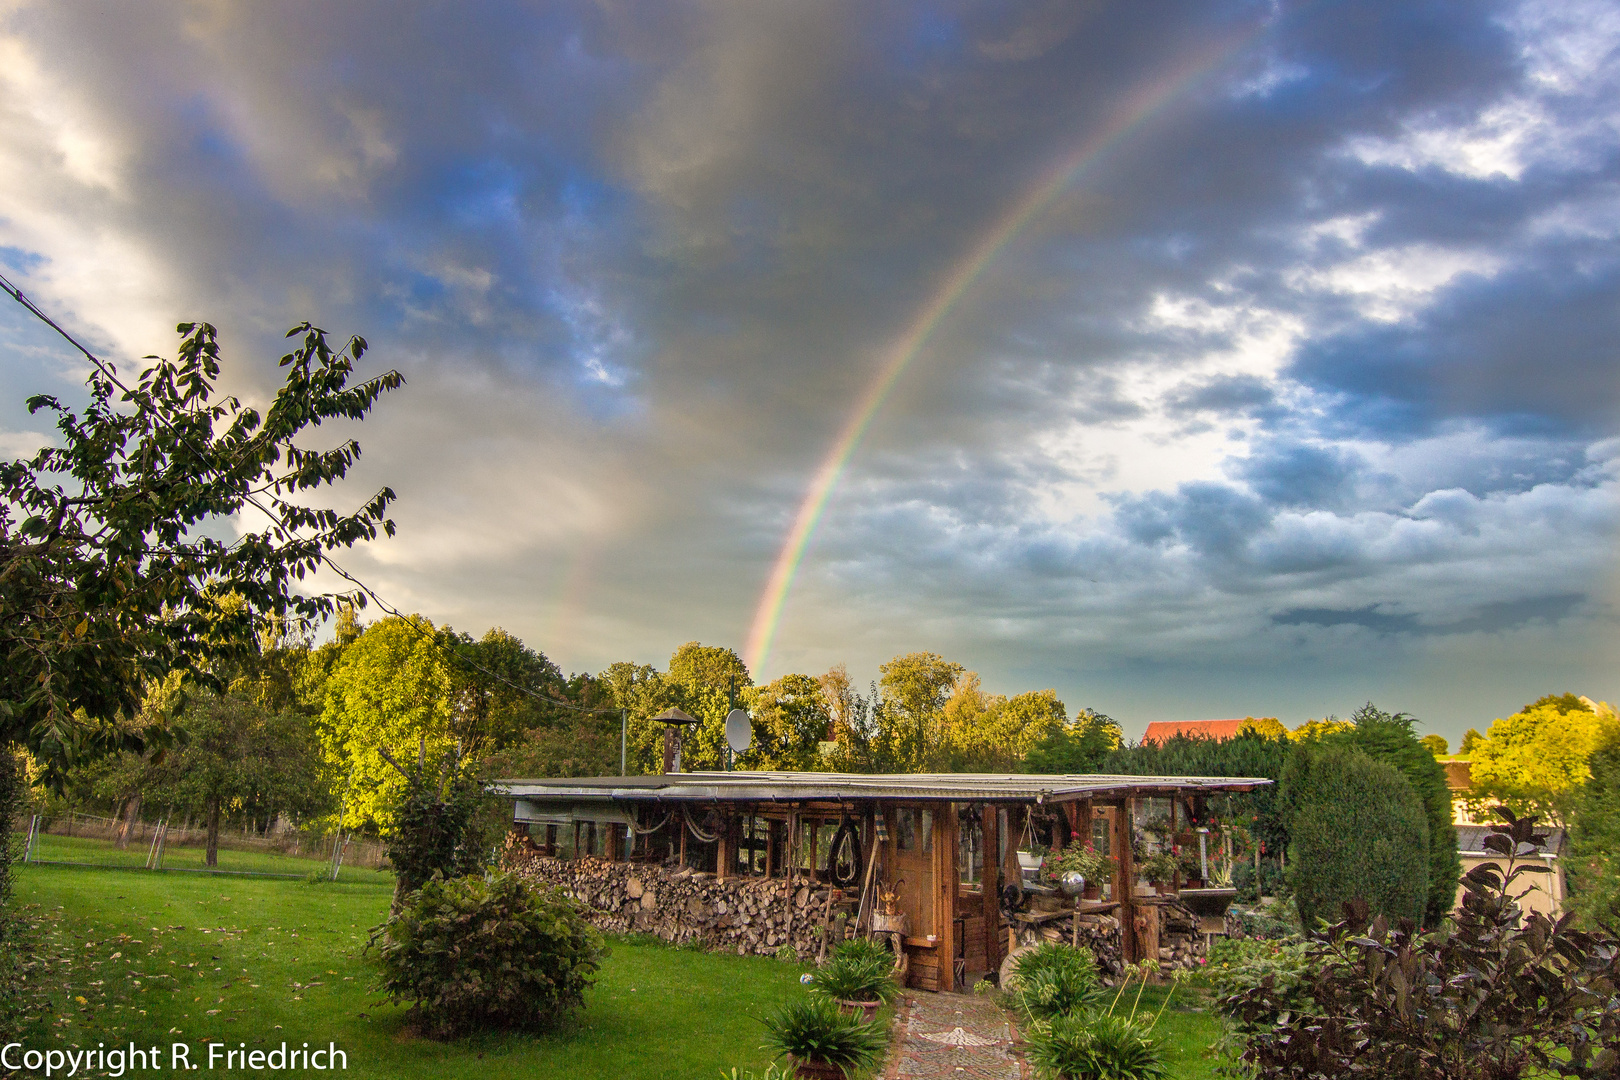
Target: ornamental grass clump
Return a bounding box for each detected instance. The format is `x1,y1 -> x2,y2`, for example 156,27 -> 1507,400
808,950 -> 899,1005
372,871 -> 605,1040
1007,942 -> 1102,1021
759,996 -> 889,1078
1017,957 -> 1175,1080
1024,1010 -> 1167,1080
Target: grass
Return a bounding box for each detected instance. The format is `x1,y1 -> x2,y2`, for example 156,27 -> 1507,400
11,861 -> 1227,1078
27,832 -> 374,880
11,862 -> 816,1079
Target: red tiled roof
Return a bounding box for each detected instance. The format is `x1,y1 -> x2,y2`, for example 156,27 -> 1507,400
1141,719 -> 1249,745
1443,759 -> 1471,792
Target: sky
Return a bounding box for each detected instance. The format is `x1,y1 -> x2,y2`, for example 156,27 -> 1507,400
1,0 -> 1617,744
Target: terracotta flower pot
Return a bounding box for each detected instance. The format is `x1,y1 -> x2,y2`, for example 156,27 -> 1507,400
1082,885 -> 1100,901
790,1058 -> 847,1079
838,999 -> 882,1024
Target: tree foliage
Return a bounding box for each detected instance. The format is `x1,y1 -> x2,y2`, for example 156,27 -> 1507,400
146,690 -> 331,867
1313,704 -> 1460,928
0,322 -> 400,786
1569,707 -> 1620,930
1282,742 -> 1429,928
1468,696 -> 1610,827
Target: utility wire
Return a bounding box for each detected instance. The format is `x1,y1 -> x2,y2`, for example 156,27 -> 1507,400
1,271 -> 622,722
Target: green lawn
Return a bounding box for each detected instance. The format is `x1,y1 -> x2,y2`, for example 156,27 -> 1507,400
11,862 -> 1228,1078
12,863 -> 814,1079
27,832 -> 374,880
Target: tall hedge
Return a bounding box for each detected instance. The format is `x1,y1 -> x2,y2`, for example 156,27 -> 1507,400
1324,705 -> 1460,927
1570,717 -> 1620,929
1282,743 -> 1429,928
1103,731 -> 1292,855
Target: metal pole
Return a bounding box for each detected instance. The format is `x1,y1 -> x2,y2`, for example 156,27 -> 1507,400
24,814 -> 38,863
620,709 -> 628,776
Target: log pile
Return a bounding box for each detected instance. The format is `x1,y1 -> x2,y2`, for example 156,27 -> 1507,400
503,841 -> 845,959
1015,914 -> 1124,977
1155,897 -> 1209,969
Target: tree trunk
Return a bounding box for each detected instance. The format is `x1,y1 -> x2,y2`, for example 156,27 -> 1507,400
116,794 -> 142,849
206,797 -> 221,868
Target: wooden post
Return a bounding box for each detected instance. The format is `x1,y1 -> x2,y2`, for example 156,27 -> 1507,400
717,811 -> 735,880
981,801 -> 1001,972
935,803 -> 959,991
1114,797 -> 1137,963
679,814 -> 688,869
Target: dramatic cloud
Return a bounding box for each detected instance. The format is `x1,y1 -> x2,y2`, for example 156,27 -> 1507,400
2,0 -> 1616,738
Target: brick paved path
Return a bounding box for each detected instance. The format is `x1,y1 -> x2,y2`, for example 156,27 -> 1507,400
884,991 -> 1029,1080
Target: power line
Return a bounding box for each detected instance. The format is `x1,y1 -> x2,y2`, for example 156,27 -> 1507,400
1,271 -> 622,728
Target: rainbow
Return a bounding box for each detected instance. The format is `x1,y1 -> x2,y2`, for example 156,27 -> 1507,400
743,35 -> 1257,675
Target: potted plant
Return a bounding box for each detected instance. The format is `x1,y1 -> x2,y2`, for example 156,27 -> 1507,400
761,997 -> 889,1079
1177,848 -> 1203,890
1140,852 -> 1180,893
808,944 -> 900,1023
1039,844 -> 1108,900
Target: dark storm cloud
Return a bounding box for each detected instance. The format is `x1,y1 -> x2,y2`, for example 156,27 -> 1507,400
2,0 -> 1618,734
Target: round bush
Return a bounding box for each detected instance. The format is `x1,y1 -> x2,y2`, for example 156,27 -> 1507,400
372,871 -> 605,1039
1283,744 -> 1429,928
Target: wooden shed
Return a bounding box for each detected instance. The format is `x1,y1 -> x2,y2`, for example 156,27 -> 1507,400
495,771 -> 1267,992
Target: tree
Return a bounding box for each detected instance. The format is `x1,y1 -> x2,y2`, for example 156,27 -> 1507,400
1019,706 -> 1120,774
441,627 -> 566,750
1468,698 -> 1608,827
147,691 -> 331,867
1283,742 -> 1429,928
1459,728 -> 1484,755
876,652 -> 965,772
745,673 -> 832,771
1420,734 -> 1449,756
1569,703 -> 1620,929
1,322 -> 400,786
319,615 -> 457,831
1314,704 -> 1460,928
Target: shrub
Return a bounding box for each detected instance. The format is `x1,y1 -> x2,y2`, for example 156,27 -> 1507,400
1225,809 -> 1620,1079
1203,937 -> 1316,1031
1007,943 -> 1102,1021
1282,743 -> 1429,928
759,996 -> 888,1078
1322,704 -> 1462,926
807,951 -> 899,1004
1024,1010 -> 1167,1080
372,871 -> 605,1040
1570,711 -> 1620,929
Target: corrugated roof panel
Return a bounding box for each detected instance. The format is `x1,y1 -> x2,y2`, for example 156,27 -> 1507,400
490,770 -> 1269,803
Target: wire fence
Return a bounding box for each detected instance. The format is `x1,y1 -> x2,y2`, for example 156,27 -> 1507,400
17,811 -> 390,881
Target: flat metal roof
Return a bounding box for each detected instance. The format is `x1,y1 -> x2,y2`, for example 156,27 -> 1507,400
491,770 -> 1269,804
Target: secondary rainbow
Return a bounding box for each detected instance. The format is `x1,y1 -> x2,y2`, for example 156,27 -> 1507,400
744,36 -> 1254,675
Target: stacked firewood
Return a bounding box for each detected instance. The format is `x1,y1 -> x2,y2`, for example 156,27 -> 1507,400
503,840 -> 846,959
1155,897 -> 1209,969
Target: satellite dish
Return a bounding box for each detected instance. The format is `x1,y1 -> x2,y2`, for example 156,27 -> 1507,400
725,709 -> 752,753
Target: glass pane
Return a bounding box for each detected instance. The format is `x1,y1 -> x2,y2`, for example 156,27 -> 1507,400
897,808 -> 918,851
921,810 -> 933,855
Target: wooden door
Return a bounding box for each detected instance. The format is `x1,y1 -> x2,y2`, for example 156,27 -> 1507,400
892,805 -> 934,937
